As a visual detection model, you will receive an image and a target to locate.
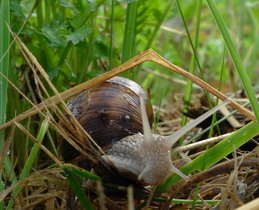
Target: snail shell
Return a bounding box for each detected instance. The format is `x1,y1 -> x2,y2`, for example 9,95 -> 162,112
66,76 -> 153,151
61,76 -> 229,185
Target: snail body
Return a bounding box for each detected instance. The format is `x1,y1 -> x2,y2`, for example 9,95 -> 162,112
66,76 -> 229,185
103,133 -> 177,184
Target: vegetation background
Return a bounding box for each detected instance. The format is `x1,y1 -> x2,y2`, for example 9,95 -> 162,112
0,0 -> 259,209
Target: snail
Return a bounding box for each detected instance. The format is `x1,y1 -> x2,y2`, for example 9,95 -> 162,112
60,76 -> 153,172
64,76 -> 229,185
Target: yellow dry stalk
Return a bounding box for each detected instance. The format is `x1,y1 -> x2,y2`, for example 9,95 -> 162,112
0,39 -> 256,133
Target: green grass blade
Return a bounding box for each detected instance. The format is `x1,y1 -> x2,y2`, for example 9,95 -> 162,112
157,121 -> 259,193
184,95 -> 256,145
176,0 -> 214,111
61,164 -> 102,209
180,0 -> 202,145
44,0 -> 52,23
170,199 -> 220,205
0,0 -> 10,136
137,194 -> 220,205
63,167 -> 94,210
62,164 -> 101,181
144,1 -> 173,50
36,0 -> 43,27
206,0 -> 259,123
122,1 -> 137,78
0,0 -> 10,209
208,48 -> 226,137
109,0 -> 115,70
6,118 -> 49,210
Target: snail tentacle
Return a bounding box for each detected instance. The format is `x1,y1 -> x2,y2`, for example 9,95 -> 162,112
170,165 -> 188,179
140,94 -> 154,144
138,165 -> 150,181
165,99 -> 231,147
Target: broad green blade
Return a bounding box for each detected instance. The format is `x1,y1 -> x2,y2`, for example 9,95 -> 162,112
206,0 -> 259,123
157,121 -> 259,193
0,1 -> 10,209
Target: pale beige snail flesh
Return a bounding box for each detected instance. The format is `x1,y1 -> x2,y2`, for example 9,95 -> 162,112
103,95 -> 229,185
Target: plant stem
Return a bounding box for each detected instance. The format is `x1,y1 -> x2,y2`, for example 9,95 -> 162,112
206,0 -> 259,123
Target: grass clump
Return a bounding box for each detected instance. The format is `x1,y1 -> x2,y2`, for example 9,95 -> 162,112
0,0 -> 258,209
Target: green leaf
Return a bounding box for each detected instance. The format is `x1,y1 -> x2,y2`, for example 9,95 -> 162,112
59,0 -> 76,10
41,24 -> 68,48
62,164 -> 101,181
66,27 -> 91,45
118,0 -> 137,4
7,119 -> 49,210
69,13 -> 88,28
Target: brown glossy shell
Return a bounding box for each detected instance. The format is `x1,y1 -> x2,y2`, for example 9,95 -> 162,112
67,76 -> 153,150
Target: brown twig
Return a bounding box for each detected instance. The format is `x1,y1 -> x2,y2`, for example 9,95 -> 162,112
0,48 -> 256,131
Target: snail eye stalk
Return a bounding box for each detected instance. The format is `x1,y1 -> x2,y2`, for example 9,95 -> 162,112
140,94 -> 154,144
165,99 -> 231,148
